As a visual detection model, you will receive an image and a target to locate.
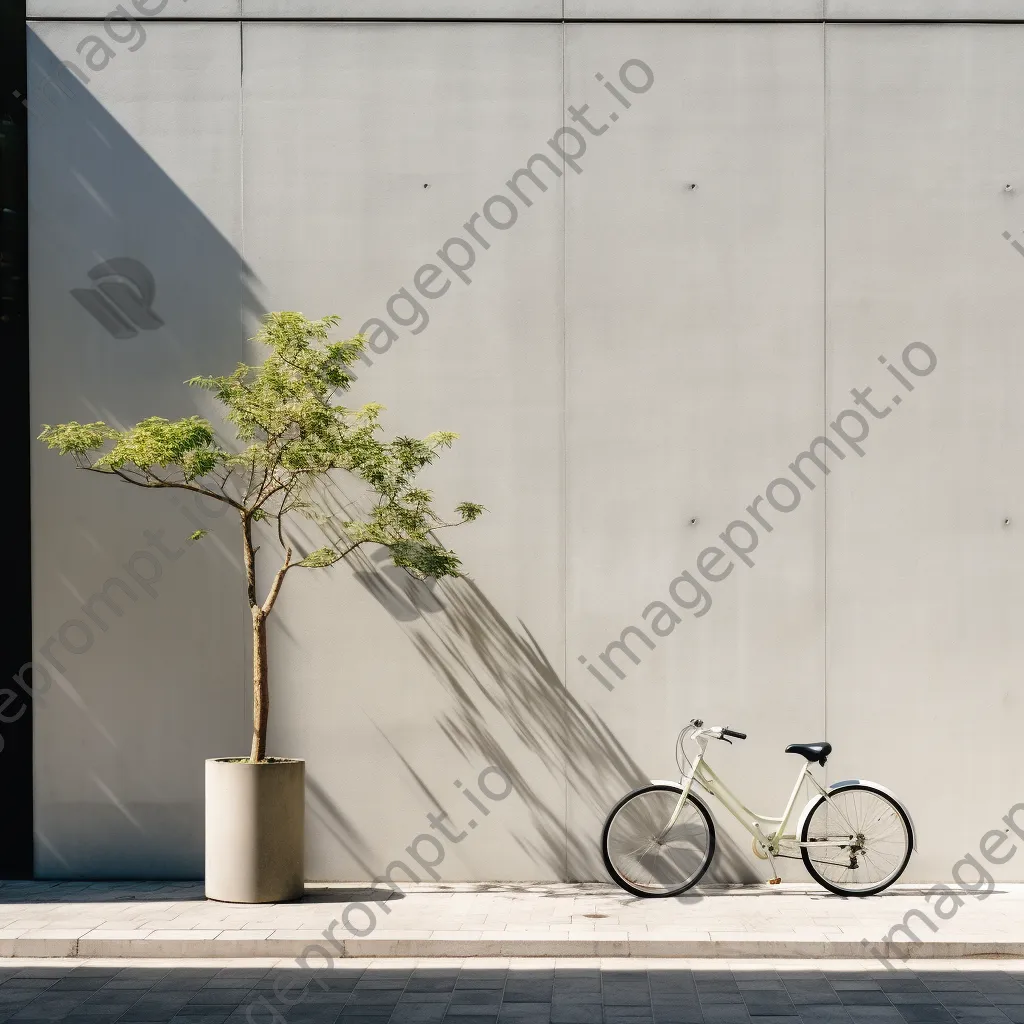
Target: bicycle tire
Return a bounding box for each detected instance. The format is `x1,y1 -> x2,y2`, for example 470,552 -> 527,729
800,784 -> 913,897
602,784 -> 716,898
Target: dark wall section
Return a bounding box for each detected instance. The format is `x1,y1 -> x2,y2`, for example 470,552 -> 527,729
0,0 -> 33,879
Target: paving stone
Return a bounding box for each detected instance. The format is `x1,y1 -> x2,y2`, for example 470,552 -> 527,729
841,991 -> 897,1006
701,1006 -> 755,1023
946,1012 -> 1013,1023
794,1007 -> 854,1023
844,1010 -> 905,1022
895,1006 -> 958,1023
742,992 -> 798,1015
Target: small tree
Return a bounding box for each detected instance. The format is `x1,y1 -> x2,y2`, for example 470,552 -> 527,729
40,312 -> 484,762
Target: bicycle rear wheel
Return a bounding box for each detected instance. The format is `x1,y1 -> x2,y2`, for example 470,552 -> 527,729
800,784 -> 912,896
602,785 -> 715,897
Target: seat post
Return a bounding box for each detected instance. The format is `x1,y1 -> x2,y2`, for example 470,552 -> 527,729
778,761 -> 812,841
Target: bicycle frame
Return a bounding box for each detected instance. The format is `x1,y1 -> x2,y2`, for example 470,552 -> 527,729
664,728 -> 858,858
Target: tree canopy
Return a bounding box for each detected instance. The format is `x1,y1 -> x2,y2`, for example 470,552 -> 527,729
39,311 -> 484,580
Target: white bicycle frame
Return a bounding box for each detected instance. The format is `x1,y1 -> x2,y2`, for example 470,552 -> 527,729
664,724 -> 862,863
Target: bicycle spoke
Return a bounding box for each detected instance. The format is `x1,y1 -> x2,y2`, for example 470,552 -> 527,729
604,788 -> 713,896
802,788 -> 910,894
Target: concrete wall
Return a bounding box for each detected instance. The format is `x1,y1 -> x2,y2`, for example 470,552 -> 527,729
25,7 -> 1024,882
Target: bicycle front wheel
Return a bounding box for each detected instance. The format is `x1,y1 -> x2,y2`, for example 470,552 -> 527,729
602,785 -> 715,897
800,784 -> 913,896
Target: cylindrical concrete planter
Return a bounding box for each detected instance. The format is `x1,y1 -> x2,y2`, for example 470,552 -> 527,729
205,758 -> 305,903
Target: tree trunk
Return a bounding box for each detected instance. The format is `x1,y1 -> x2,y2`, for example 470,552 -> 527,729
242,513 -> 269,763
250,608 -> 269,762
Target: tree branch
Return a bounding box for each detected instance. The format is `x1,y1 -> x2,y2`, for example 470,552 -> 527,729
336,539 -> 365,560
241,513 -> 259,609
86,465 -> 246,511
262,547 -> 294,616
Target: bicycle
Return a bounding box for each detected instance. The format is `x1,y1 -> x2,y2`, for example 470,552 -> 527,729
602,719 -> 915,898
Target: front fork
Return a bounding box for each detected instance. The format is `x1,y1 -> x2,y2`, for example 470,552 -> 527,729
660,756 -> 703,836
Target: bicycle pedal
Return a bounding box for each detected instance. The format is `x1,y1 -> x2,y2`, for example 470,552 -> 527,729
768,877 -> 782,885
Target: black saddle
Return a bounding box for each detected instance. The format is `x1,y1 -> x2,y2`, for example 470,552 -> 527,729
785,742 -> 831,766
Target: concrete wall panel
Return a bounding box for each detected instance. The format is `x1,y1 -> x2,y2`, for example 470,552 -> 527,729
241,21 -> 567,881
563,23 -> 826,880
28,21 -> 251,877
825,23 -> 1024,878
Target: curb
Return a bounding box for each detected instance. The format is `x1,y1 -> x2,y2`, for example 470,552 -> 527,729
1,937 -> 1023,959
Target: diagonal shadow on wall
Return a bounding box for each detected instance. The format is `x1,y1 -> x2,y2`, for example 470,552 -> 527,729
27,30 -> 262,878
343,545 -> 758,885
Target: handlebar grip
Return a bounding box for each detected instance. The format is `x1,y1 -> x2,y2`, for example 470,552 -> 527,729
722,727 -> 747,740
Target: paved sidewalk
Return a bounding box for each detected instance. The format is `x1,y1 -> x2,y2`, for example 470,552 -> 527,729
1,882 -> 1023,960
1,958 -> 1024,1023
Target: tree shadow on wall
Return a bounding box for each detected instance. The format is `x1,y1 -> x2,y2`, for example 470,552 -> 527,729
345,552 -> 758,886
27,35 -> 263,397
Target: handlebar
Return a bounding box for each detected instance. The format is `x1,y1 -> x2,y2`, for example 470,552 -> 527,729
678,720 -> 746,772
686,719 -> 747,741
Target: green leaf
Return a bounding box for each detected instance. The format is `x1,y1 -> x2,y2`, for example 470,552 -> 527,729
93,416 -> 223,481
296,547 -> 341,569
388,539 -> 462,580
426,430 -> 459,448
37,421 -> 118,456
